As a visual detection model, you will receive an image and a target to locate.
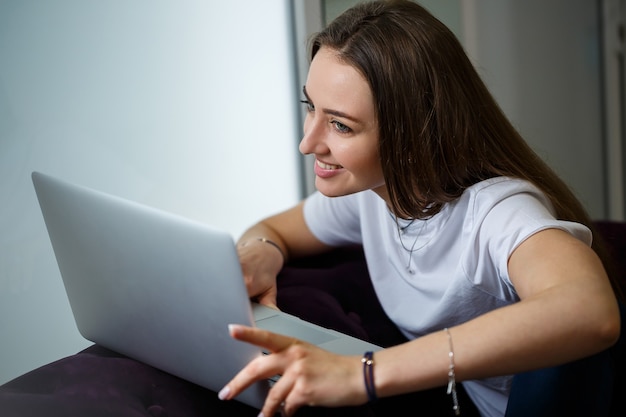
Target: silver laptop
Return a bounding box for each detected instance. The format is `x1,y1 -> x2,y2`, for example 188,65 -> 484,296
32,171 -> 381,409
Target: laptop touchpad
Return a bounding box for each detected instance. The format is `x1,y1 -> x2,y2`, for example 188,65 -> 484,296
255,316 -> 338,345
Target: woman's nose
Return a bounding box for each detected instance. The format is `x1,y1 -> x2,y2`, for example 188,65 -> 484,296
299,113 -> 321,155
298,114 -> 315,155
299,132 -> 314,155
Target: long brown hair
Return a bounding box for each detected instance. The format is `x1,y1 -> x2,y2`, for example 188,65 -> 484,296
310,0 -> 624,299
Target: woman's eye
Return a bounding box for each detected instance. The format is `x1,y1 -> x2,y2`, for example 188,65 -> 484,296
332,120 -> 351,134
300,99 -> 314,112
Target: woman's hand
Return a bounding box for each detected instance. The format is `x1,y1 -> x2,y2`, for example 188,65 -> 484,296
218,325 -> 368,417
237,239 -> 284,309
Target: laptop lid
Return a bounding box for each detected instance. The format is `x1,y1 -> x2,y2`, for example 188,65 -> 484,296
32,171 -> 270,407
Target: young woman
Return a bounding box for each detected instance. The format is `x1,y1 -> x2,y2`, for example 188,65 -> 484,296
218,1 -> 622,416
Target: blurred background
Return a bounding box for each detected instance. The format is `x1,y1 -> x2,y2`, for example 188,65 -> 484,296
1,0 -> 624,385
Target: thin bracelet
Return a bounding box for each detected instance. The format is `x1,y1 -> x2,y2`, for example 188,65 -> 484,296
444,328 -> 461,415
361,351 -> 377,403
256,237 -> 286,262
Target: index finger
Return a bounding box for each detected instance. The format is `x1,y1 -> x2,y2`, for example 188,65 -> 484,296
228,324 -> 299,353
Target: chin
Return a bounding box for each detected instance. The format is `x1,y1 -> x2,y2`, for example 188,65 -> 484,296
314,176 -> 380,197
315,188 -> 343,198
315,183 -> 361,198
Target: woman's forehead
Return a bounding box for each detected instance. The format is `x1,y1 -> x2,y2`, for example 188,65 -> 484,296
306,47 -> 375,118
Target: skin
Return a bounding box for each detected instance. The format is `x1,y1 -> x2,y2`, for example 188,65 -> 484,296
220,47 -> 621,417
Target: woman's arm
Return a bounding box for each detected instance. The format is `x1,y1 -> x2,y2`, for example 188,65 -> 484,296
236,201 -> 333,308
221,228 -> 621,417
373,228 -> 621,396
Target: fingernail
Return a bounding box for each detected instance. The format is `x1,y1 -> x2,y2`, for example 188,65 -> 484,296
257,413 -> 265,417
217,385 -> 230,400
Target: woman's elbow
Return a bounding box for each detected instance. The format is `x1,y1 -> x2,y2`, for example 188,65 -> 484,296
593,299 -> 621,350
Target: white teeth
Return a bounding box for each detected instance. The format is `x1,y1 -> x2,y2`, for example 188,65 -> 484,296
317,160 -> 342,170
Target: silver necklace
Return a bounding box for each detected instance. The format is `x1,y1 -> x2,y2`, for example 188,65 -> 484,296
391,213 -> 428,274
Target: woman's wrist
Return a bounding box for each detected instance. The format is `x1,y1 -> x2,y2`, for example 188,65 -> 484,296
361,351 -> 377,403
255,237 -> 286,262
239,237 -> 286,263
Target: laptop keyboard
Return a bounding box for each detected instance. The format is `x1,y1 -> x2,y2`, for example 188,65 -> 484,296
255,315 -> 338,345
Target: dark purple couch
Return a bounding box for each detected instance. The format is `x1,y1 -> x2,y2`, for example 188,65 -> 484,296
1,222 -> 624,417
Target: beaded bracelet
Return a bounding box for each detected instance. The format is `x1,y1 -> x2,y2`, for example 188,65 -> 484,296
361,351 -> 377,403
444,328 -> 461,415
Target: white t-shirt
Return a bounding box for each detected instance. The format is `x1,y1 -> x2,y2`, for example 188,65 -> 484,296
303,177 -> 591,417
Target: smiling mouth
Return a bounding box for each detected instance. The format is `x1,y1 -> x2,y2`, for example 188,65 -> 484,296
316,160 -> 343,170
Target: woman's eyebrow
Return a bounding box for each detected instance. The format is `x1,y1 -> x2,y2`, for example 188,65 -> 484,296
302,85 -> 362,124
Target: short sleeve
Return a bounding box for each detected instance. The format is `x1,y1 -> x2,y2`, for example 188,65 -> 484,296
302,191 -> 363,246
462,183 -> 592,300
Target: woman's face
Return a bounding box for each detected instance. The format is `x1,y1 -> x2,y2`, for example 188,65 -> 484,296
299,46 -> 387,201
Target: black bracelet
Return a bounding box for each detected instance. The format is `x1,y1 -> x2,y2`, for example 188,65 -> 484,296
361,351 -> 377,403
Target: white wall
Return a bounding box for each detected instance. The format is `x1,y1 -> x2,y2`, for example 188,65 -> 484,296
0,0 -> 301,384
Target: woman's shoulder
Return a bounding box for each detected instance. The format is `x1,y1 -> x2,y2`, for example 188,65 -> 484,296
459,177 -> 590,245
463,177 -> 552,214
443,176 -> 560,235
467,176 -> 544,197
